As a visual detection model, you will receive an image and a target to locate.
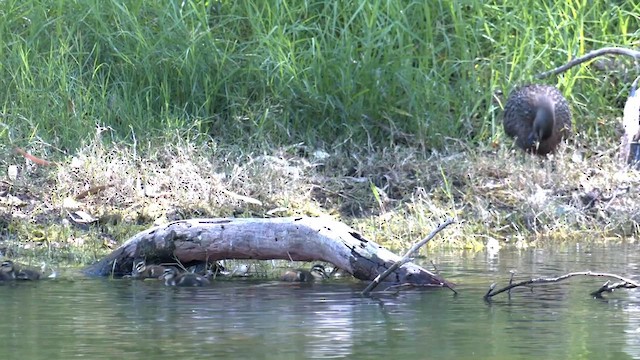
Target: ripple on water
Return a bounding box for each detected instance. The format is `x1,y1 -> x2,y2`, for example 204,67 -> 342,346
1,245 -> 640,359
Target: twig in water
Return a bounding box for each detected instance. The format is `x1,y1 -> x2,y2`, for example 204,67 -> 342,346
361,217 -> 455,296
591,280 -> 638,298
110,260 -> 118,279
484,271 -> 639,300
508,270 -> 516,298
430,260 -> 441,274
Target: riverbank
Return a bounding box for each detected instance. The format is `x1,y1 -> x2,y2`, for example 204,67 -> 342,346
1,0 -> 638,267
1,133 -> 637,268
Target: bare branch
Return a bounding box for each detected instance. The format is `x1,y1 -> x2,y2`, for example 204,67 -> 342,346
484,271 -> 639,300
536,47 -> 640,79
591,280 -> 638,298
361,217 -> 455,296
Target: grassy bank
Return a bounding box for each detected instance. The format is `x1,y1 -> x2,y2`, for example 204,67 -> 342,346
0,1 -> 639,267
0,0 -> 636,151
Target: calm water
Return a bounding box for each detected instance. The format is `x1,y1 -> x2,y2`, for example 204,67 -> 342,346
1,245 -> 639,360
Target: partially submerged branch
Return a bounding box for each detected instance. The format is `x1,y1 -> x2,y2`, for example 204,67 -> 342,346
361,217 -> 456,296
484,271 -> 639,300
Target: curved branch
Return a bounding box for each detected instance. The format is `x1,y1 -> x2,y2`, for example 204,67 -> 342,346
536,47 -> 640,79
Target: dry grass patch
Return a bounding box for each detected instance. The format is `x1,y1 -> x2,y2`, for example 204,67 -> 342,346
1,134 -> 639,265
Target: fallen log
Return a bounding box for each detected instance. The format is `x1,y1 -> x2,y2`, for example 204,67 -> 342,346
83,217 -> 451,287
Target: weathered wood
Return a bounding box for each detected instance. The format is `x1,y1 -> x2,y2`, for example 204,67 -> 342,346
362,218 -> 455,295
83,217 -> 451,286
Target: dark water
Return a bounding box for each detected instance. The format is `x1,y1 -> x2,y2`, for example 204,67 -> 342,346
1,245 -> 639,359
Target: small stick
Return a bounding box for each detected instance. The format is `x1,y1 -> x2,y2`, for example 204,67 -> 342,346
75,184 -> 115,200
110,259 -> 118,279
361,217 -> 455,296
15,147 -> 54,166
508,270 -> 516,298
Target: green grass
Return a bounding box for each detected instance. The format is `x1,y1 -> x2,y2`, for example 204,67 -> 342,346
1,1 -> 640,267
0,0 -> 637,153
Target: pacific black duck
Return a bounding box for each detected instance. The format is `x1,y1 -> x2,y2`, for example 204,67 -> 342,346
280,264 -> 329,282
0,260 -> 16,280
161,267 -> 211,287
132,260 -> 167,280
503,84 -> 572,155
0,260 -> 41,280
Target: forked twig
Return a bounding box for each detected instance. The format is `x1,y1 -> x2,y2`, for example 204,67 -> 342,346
484,271 -> 639,300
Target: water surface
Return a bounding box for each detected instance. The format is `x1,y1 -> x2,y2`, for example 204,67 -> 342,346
1,245 -> 639,359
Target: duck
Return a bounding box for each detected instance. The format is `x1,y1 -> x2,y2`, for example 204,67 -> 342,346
132,260 -> 166,280
0,260 -> 41,280
161,267 -> 211,287
280,264 -> 329,282
0,260 -> 16,280
16,266 -> 41,280
503,84 -> 572,156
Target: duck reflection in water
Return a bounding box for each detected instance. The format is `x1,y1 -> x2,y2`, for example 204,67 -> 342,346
280,264 -> 329,282
161,267 -> 211,287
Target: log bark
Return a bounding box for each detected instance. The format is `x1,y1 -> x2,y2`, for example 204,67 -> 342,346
82,217 -> 451,287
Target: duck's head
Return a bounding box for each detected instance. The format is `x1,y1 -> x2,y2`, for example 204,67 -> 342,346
133,260 -> 146,273
0,260 -> 14,271
0,260 -> 16,279
161,267 -> 178,280
527,96 -> 556,150
310,264 -> 329,280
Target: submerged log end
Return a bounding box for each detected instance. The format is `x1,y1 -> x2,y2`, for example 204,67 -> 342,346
82,247 -> 133,277
398,263 -> 451,287
351,261 -> 450,287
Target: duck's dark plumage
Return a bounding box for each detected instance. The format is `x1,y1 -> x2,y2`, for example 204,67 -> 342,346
280,264 -> 329,282
0,261 -> 16,280
0,260 -> 41,281
161,268 -> 210,287
503,84 -> 572,155
132,261 -> 166,279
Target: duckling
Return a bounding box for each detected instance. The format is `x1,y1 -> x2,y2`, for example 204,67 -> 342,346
161,267 -> 211,287
0,260 -> 41,281
0,260 -> 16,280
326,266 -> 351,279
132,260 -> 166,280
503,84 -> 572,156
280,264 -> 329,282
16,267 -> 41,280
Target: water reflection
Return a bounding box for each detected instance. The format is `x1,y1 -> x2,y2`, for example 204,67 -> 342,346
0,245 -> 639,359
